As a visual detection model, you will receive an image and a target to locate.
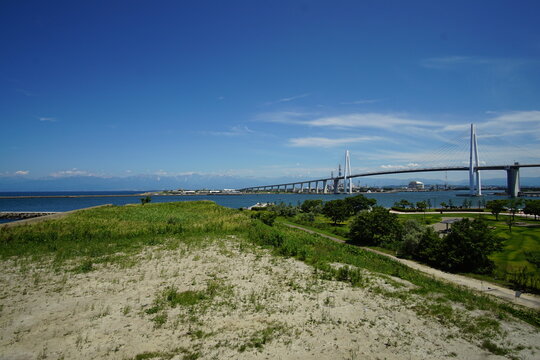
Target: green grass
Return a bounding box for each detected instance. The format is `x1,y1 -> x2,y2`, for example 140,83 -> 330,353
0,201 -> 251,269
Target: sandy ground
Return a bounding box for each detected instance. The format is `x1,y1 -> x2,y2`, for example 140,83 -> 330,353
1,236 -> 539,360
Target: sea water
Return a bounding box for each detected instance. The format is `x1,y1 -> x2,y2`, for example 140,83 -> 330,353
0,190 -> 523,213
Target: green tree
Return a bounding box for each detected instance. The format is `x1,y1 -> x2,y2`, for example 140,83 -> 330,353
409,227 -> 443,264
394,199 -> 412,209
345,194 -> 377,214
506,198 -> 523,221
397,219 -> 428,258
523,200 -> 540,220
486,200 -> 507,220
349,206 -> 403,247
322,199 -> 352,225
300,199 -> 323,214
140,196 -> 151,205
416,201 -> 427,212
505,215 -> 515,233
439,218 -> 503,273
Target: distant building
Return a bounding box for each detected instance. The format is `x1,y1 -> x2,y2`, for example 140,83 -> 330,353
408,181 -> 424,190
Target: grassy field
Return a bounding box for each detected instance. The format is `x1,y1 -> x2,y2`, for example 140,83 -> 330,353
1,201 -> 539,359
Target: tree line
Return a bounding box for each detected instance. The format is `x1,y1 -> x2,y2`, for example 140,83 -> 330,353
254,194 -> 512,275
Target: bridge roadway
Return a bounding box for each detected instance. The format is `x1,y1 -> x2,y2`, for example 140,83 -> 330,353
239,163 -> 540,197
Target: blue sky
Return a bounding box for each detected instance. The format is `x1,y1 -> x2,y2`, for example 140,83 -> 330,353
1,0 -> 540,189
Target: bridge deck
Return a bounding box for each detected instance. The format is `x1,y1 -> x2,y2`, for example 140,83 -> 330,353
240,164 -> 540,191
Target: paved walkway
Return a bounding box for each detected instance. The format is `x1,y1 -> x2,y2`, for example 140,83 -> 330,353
283,223 -> 540,310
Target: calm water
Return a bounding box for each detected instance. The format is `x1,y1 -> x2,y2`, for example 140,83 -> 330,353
0,190 -> 525,213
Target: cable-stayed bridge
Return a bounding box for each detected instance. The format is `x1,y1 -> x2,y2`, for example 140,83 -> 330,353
239,125 -> 540,197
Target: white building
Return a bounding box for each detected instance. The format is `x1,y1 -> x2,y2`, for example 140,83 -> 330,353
408,181 -> 424,190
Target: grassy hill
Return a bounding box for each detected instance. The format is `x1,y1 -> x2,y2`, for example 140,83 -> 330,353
1,202 -> 539,359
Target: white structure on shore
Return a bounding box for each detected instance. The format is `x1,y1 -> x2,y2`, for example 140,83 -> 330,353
408,181 -> 424,190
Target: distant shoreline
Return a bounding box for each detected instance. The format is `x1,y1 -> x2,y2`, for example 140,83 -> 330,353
0,194 -> 146,199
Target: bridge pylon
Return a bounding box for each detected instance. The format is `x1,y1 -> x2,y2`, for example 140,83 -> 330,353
469,124 -> 482,196
344,150 -> 352,194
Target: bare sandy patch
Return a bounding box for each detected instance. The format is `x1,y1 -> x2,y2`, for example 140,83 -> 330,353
1,237 -> 538,360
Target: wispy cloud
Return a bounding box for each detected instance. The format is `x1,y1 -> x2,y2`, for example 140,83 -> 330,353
38,117 -> 57,122
257,111 -> 438,131
288,136 -> 382,148
266,93 -> 310,105
254,111 -> 319,125
204,125 -> 255,137
440,110 -> 540,140
305,113 -> 438,130
340,99 -> 380,105
14,170 -> 29,175
50,168 -> 96,177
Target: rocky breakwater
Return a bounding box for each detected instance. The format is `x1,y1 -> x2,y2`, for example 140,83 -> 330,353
0,212 -> 60,220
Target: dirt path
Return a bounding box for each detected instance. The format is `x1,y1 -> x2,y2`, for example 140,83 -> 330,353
283,223 -> 540,310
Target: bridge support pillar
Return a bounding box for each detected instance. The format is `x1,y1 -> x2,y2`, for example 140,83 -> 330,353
333,178 -> 340,194
315,181 -> 319,194
323,180 -> 328,194
507,165 -> 520,197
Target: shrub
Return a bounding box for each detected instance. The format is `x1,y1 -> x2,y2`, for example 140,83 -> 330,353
251,211 -> 277,226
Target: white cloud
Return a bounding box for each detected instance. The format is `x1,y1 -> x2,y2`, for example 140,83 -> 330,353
305,113 -> 439,130
15,170 -> 29,175
254,111 -> 317,124
257,111 -> 439,134
38,117 -> 56,122
204,125 -> 255,137
340,99 -> 380,105
288,136 -> 382,148
439,111 -> 540,141
50,168 -> 96,177
266,93 -> 310,105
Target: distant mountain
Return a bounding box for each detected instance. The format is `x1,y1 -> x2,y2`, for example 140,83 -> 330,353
0,174 -> 539,191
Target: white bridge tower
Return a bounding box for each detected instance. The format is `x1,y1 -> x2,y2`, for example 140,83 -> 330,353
469,124 -> 482,196
344,150 -> 352,194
